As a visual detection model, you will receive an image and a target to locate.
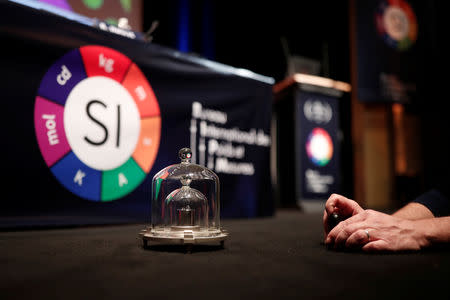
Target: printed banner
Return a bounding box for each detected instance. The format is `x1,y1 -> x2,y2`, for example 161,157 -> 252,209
0,2 -> 274,227
356,0 -> 420,103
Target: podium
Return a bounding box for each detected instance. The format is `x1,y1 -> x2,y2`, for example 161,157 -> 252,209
273,74 -> 351,212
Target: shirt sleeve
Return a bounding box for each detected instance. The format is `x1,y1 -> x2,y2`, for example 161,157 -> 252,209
412,189 -> 450,217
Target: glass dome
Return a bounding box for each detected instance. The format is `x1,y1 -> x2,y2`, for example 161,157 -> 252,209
140,147 -> 228,248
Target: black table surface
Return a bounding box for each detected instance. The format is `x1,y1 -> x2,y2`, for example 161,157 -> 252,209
1,210 -> 449,300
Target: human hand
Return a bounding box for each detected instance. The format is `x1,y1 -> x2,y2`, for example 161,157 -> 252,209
323,194 -> 364,236
325,209 -> 429,252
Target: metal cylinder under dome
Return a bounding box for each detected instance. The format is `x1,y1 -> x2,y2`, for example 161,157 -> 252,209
140,148 -> 228,249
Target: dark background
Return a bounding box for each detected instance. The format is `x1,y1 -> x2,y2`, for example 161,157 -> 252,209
34,0 -> 449,205
142,1 -> 351,84
2,0 -> 448,218
142,0 -> 447,106
143,1 -> 355,201
142,0 -> 449,205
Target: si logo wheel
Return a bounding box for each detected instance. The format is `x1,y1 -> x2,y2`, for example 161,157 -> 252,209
34,45 -> 161,201
375,0 -> 417,51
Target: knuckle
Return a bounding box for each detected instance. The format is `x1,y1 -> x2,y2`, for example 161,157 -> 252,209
341,225 -> 354,237
355,231 -> 365,242
366,209 -> 376,215
361,210 -> 372,219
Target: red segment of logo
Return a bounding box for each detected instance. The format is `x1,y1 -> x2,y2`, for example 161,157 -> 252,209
79,45 -> 131,83
122,63 -> 161,118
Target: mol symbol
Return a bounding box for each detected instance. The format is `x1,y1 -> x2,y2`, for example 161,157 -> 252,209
42,114 -> 59,145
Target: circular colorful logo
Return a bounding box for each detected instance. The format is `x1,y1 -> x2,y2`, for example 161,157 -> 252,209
375,0 -> 417,51
34,45 -> 161,201
306,128 -> 333,167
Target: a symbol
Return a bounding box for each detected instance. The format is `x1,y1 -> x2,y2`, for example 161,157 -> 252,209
74,169 -> 86,186
84,100 -> 109,146
306,128 -> 333,167
303,100 -> 332,124
143,137 -> 152,146
56,65 -> 72,85
118,173 -> 128,187
135,86 -> 147,101
375,0 -> 417,51
42,114 -> 59,145
34,45 -> 161,201
99,53 -> 114,73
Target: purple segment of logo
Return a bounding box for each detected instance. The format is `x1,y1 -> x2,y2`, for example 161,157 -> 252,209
34,96 -> 71,167
37,49 -> 87,106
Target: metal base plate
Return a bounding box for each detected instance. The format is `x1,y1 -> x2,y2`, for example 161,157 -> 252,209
139,228 -> 228,247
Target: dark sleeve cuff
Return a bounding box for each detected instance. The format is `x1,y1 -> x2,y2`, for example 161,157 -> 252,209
412,189 -> 450,217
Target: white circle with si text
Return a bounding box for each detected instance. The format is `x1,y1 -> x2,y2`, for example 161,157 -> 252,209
64,76 -> 140,171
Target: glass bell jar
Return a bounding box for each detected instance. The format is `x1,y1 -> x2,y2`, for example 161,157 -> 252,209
140,147 -> 228,248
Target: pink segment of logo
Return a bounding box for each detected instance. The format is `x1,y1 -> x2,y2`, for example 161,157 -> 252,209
34,96 -> 71,166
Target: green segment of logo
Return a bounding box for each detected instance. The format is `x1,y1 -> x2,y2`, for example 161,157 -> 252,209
101,158 -> 146,201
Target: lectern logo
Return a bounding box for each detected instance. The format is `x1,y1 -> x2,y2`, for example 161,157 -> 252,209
306,128 -> 333,167
34,45 -> 161,201
303,99 -> 332,124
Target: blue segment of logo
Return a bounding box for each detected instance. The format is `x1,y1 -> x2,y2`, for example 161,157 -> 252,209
37,49 -> 87,106
51,152 -> 101,201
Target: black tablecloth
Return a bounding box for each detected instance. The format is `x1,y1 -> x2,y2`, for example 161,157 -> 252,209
1,210 -> 449,299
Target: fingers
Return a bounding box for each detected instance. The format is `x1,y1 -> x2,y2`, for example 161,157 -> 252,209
324,193 -> 346,215
323,193 -> 364,239
328,227 -> 375,249
345,229 -> 371,248
324,194 -> 363,218
323,194 -> 344,235
325,212 -> 376,248
322,210 -> 329,237
362,240 -> 389,252
326,212 -> 365,242
330,221 -> 362,248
